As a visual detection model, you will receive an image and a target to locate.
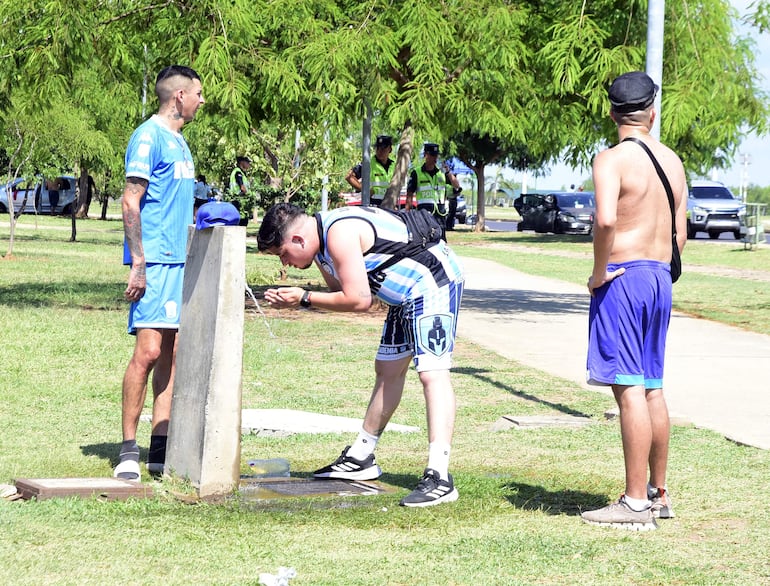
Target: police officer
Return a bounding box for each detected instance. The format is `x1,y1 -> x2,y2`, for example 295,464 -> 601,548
228,155 -> 252,225
406,143 -> 459,235
345,134 -> 396,207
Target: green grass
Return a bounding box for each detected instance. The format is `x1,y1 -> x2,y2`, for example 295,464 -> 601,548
2,217 -> 770,585
446,228 -> 770,335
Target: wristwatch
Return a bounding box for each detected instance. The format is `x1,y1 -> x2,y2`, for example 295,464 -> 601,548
300,290 -> 312,308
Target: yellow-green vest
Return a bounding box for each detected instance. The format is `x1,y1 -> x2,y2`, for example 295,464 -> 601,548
413,166 -> 448,209
370,158 -> 395,202
229,167 -> 250,196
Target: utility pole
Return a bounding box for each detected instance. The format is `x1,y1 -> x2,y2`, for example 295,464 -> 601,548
646,0 -> 665,140
740,153 -> 752,202
361,101 -> 373,206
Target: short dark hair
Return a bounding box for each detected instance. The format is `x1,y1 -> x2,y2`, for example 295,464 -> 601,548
155,65 -> 200,101
257,203 -> 307,251
156,65 -> 200,85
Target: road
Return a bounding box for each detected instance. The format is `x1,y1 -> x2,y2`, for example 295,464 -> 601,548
484,219 -> 770,243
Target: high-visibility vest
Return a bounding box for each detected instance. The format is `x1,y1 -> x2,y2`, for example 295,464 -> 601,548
229,167 -> 250,196
413,166 -> 448,209
370,158 -> 395,202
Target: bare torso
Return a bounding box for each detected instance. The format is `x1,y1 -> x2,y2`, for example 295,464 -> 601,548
593,130 -> 687,264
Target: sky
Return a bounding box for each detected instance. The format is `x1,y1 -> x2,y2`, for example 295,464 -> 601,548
521,0 -> 770,191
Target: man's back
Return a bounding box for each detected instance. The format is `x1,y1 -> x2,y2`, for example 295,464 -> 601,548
593,135 -> 686,264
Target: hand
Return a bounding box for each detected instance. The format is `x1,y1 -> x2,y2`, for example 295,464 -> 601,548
587,267 -> 625,296
264,287 -> 303,309
124,265 -> 146,302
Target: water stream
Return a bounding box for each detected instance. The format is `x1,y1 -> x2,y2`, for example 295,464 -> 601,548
245,284 -> 277,338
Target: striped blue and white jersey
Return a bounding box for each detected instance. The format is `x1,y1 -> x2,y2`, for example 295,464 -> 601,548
314,207 -> 464,306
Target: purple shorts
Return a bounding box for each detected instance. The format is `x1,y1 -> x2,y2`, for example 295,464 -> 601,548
586,260 -> 672,389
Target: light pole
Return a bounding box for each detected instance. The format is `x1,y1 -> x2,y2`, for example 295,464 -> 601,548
646,0 -> 665,140
740,153 -> 751,202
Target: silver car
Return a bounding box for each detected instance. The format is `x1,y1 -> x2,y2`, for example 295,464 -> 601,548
0,176 -> 77,215
687,180 -> 746,239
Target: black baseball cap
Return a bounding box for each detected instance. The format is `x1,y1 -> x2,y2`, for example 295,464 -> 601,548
375,135 -> 393,148
424,143 -> 440,156
237,156 -> 252,164
608,71 -> 659,113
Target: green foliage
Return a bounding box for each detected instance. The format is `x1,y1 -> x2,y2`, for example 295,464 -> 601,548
745,184 -> 770,205
0,0 -> 768,216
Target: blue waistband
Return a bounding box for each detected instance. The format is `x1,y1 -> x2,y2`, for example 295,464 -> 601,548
607,260 -> 669,272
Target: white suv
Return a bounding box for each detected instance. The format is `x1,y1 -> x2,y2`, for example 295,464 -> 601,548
687,180 -> 746,239
0,176 -> 77,215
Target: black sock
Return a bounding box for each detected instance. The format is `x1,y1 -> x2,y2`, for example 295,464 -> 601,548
148,435 -> 167,465
119,440 -> 140,463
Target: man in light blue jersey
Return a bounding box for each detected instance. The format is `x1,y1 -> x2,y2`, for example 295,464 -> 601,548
258,203 -> 464,508
114,65 -> 204,481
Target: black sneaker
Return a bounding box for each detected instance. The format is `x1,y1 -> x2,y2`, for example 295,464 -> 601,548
399,468 -> 459,508
313,446 -> 382,480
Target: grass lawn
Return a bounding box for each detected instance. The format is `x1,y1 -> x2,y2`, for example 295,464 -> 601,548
1,216 -> 770,585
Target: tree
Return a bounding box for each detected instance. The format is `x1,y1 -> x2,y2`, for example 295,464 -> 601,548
0,0 -> 767,243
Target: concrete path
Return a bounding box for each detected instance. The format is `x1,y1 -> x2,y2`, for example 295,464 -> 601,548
457,256 -> 770,450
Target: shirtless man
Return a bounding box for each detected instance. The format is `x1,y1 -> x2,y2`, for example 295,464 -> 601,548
580,71 -> 687,530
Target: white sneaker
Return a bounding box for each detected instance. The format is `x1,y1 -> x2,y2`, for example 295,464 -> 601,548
113,459 -> 141,481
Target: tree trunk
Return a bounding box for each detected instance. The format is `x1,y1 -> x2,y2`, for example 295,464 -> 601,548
76,167 -> 91,219
474,163 -> 486,232
4,213 -> 17,258
383,123 -> 413,210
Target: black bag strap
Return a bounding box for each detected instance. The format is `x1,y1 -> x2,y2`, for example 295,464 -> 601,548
622,136 -> 677,238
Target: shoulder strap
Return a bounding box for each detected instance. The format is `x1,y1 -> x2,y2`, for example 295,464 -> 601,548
622,136 -> 676,237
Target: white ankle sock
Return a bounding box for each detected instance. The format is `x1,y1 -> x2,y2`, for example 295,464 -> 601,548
427,442 -> 451,480
348,428 -> 380,460
624,494 -> 651,511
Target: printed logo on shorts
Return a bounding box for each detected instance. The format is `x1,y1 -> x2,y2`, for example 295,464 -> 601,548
416,314 -> 453,357
164,301 -> 178,320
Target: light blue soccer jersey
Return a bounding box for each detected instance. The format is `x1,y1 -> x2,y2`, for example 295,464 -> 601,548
123,115 -> 195,265
314,207 -> 464,306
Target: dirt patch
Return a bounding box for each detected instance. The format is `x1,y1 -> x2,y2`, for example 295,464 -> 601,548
245,296 -> 389,325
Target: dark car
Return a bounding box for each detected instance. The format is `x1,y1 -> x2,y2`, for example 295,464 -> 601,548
454,195 -> 467,224
514,191 -> 595,235
341,191 -> 467,225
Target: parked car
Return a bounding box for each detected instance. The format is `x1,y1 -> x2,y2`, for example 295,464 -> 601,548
514,191 -> 595,235
0,176 -> 77,215
340,191 -> 468,226
341,190 -> 408,208
454,195 -> 467,224
687,180 -> 746,239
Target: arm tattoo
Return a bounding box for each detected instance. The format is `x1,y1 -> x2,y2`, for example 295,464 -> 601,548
124,209 -> 144,261
123,178 -> 148,265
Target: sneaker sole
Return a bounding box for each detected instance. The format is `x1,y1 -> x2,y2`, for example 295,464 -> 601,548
582,518 -> 658,531
652,506 -> 675,519
313,466 -> 382,481
400,487 -> 459,508
147,462 -> 164,476
113,460 -> 141,481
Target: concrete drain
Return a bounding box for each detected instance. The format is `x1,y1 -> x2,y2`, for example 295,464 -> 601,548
239,477 -> 392,499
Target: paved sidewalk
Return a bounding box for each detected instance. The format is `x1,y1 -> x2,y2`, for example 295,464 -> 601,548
457,256 -> 770,450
